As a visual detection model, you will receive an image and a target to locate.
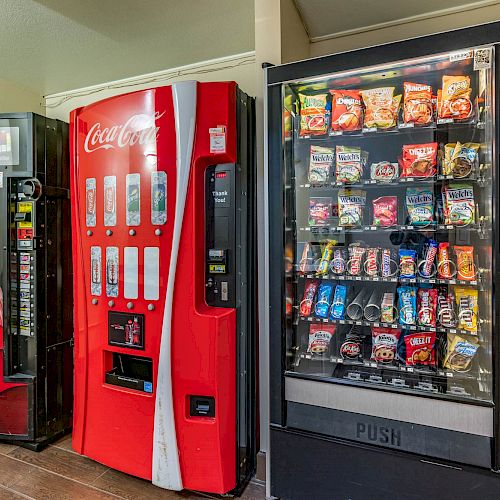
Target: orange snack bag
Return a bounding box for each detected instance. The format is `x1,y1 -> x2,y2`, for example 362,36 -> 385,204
403,82 -> 433,125
361,87 -> 401,129
454,246 -> 475,281
438,75 -> 473,120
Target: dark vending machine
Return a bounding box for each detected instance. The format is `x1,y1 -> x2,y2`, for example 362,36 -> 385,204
267,23 -> 500,500
0,113 -> 73,449
71,81 -> 256,494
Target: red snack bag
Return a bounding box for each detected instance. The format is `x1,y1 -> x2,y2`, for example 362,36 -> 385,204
300,280 -> 318,317
401,143 -> 438,177
371,327 -> 401,364
330,90 -> 363,132
372,196 -> 398,227
307,324 -> 336,354
403,82 -> 433,125
417,288 -> 437,327
404,332 -> 436,366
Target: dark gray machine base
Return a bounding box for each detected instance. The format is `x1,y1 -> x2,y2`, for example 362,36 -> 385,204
271,426 -> 500,500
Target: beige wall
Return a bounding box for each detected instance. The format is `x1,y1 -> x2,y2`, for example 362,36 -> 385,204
310,3 -> 500,58
0,78 -> 44,115
280,0 -> 309,63
45,54 -> 256,122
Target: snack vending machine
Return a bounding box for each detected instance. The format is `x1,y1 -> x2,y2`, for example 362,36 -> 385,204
267,22 -> 500,499
71,81 -> 256,494
0,113 -> 73,449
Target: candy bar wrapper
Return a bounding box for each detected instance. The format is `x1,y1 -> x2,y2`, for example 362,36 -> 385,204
404,332 -> 436,367
364,248 -> 379,277
299,243 -> 322,274
455,287 -> 478,334
300,281 -> 318,317
307,324 -> 336,354
330,284 -> 347,320
420,239 -> 438,278
381,249 -> 395,278
330,247 -> 347,275
315,282 -> 335,318
398,286 -> 417,326
316,240 -> 337,276
347,244 -> 366,276
308,145 -> 334,184
299,93 -> 328,136
417,287 -> 437,327
381,292 -> 395,323
371,327 -> 401,364
399,249 -> 417,278
443,334 -> 479,372
340,328 -> 364,360
338,189 -> 366,226
370,161 -> 398,182
335,146 -> 368,183
454,246 -> 475,281
406,187 -> 434,225
437,286 -> 456,327
442,184 -> 475,226
437,242 -> 453,279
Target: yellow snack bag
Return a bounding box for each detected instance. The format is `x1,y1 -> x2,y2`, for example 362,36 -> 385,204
455,287 -> 478,333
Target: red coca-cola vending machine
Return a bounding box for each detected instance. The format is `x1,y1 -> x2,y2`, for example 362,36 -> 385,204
70,81 -> 256,494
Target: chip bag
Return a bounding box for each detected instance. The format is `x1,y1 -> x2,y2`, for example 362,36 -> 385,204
438,75 -> 473,120
403,82 -> 433,125
443,334 -> 479,372
335,145 -> 367,183
442,184 -> 475,226
361,87 -> 401,129
299,93 -> 328,136
372,196 -> 398,226
330,89 -> 363,132
401,143 -> 438,177
338,189 -> 366,227
309,197 -> 332,226
406,187 -> 434,225
371,327 -> 401,364
455,287 -> 478,334
404,332 -> 436,367
443,142 -> 479,178
307,324 -> 336,354
308,145 -> 334,183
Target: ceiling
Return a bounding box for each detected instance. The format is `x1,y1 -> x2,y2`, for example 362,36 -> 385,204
295,0 -> 490,40
0,0 -> 254,95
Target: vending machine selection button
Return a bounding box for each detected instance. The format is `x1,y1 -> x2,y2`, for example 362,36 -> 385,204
221,281 -> 228,302
106,229 -> 113,236
129,229 -> 136,236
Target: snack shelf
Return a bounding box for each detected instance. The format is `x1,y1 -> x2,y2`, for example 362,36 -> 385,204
297,272 -> 481,288
298,172 -> 488,189
299,116 -> 480,141
301,223 -> 487,234
294,351 -> 478,380
298,315 -> 479,337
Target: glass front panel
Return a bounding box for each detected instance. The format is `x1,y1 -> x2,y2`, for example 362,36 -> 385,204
283,46 -> 495,403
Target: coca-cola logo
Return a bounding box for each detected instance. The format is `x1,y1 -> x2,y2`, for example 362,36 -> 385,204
105,187 -> 115,213
84,111 -> 165,153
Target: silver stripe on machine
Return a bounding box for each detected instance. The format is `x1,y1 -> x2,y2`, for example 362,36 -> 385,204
143,247 -> 159,300
152,80 -> 197,491
123,247 -> 138,299
285,377 -> 493,436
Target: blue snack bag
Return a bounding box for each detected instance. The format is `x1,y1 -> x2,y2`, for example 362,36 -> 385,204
398,286 -> 417,325
330,284 -> 347,320
315,282 -> 334,318
399,248 -> 417,278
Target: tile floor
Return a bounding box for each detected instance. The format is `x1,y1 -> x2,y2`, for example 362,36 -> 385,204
0,435 -> 265,500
